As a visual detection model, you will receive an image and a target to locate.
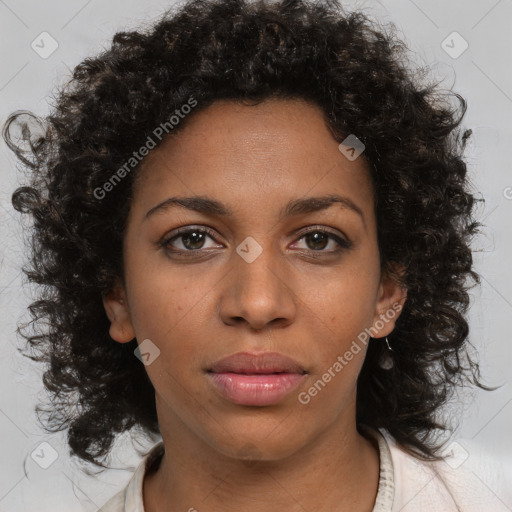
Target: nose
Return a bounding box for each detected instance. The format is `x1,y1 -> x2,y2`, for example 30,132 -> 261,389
218,240 -> 297,331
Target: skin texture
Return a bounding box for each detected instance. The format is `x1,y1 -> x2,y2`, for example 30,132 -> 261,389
103,98 -> 407,511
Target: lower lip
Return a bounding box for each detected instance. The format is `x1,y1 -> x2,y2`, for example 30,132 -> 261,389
206,372 -> 306,406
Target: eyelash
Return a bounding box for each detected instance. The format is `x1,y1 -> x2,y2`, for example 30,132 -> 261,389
160,225 -> 353,256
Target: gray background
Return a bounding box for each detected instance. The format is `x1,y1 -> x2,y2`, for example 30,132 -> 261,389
1,0 -> 511,510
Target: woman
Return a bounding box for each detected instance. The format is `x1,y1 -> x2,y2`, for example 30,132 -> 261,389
3,0 -> 510,510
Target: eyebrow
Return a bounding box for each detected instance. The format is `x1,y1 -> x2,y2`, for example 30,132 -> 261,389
144,193 -> 366,227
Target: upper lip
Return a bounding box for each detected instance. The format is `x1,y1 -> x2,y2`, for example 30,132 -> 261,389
208,351 -> 307,374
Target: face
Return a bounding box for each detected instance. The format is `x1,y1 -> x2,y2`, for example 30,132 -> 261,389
103,98 -> 406,461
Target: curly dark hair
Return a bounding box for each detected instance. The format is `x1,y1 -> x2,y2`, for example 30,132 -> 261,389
2,0 -> 492,469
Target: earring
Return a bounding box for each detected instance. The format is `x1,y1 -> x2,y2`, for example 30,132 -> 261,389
378,336 -> 394,370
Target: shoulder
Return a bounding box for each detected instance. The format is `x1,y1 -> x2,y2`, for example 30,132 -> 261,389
380,430 -> 512,512
98,441 -> 165,512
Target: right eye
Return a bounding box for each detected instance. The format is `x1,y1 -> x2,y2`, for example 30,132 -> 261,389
161,226 -> 222,253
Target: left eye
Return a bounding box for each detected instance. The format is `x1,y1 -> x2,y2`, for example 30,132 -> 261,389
293,229 -> 349,252
161,227 -> 350,253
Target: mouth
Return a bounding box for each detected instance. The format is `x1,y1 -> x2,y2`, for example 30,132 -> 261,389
207,351 -> 307,374
205,351 -> 307,406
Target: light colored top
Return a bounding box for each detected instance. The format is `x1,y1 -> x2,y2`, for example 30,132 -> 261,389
99,428 -> 512,511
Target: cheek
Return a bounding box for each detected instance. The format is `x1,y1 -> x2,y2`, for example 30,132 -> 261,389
316,268 -> 378,334
126,252 -> 212,336
304,264 -> 378,373
300,289 -> 371,412
126,268 -> 218,377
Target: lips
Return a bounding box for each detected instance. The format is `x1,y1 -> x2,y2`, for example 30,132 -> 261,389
206,352 -> 307,406
207,351 -> 307,375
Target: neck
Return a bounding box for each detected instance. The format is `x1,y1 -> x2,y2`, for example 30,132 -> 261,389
143,395 -> 380,512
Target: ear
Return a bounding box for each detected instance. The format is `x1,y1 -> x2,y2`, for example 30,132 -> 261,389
102,278 -> 136,344
370,261 -> 407,338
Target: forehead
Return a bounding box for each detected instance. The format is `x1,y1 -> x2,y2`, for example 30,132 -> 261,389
132,98 -> 374,221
